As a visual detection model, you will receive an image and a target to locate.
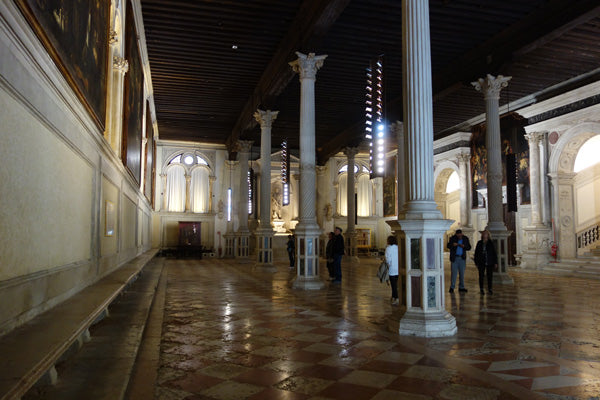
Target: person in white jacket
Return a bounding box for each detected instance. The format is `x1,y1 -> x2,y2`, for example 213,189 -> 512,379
385,235 -> 399,305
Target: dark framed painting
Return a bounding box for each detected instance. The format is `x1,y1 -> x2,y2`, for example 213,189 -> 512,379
144,101 -> 155,206
122,0 -> 143,184
15,0 -> 110,130
383,155 -> 396,217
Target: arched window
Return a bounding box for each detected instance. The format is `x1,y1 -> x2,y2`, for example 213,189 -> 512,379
337,164 -> 373,217
165,152 -> 211,212
446,171 -> 460,193
574,135 -> 600,172
166,164 -> 185,212
190,167 -> 209,213
337,174 -> 348,216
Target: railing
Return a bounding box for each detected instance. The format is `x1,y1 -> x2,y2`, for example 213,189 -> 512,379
577,222 -> 600,249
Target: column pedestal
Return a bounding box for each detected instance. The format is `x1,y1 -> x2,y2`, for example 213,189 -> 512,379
236,231 -> 251,262
224,232 -> 236,258
292,224 -> 325,290
255,228 -> 275,270
488,229 -> 514,284
344,232 -> 359,263
391,219 -> 457,337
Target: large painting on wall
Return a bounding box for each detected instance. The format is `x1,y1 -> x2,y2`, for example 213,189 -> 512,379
383,155 -> 396,217
122,0 -> 143,184
15,0 -> 109,130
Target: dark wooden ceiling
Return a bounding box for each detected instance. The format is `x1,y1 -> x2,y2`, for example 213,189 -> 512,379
141,0 -> 600,162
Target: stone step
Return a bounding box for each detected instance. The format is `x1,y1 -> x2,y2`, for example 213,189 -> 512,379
537,258 -> 600,280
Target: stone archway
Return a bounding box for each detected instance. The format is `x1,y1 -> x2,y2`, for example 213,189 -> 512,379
434,163 -> 460,227
548,122 -> 600,259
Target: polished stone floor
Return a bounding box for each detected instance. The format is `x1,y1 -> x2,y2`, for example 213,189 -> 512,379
133,256 -> 600,400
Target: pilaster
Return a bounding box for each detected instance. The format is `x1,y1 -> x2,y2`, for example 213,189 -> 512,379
236,140 -> 253,261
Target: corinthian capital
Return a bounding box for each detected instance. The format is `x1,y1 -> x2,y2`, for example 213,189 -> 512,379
253,109 -> 279,128
113,56 -> 129,75
109,30 -> 118,45
289,52 -> 327,80
471,74 -> 511,100
236,140 -> 253,154
524,131 -> 545,145
457,153 -> 471,164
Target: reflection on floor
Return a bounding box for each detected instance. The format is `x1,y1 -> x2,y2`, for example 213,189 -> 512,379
143,257 -> 600,400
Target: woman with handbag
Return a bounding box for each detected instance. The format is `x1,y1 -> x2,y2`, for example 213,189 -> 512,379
386,235 -> 399,305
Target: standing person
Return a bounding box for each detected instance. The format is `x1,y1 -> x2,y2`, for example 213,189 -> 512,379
386,235 -> 399,305
332,227 -> 345,283
325,232 -> 335,280
474,230 -> 497,295
286,235 -> 295,268
447,229 -> 472,293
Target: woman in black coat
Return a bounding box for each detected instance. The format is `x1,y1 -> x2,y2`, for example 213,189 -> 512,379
474,230 -> 498,295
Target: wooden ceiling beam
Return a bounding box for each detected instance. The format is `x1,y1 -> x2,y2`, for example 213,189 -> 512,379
225,0 -> 351,152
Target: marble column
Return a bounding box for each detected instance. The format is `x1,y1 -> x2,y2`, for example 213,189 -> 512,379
520,131 -> 551,268
224,160 -> 237,258
344,147 -> 359,261
236,140 -> 253,259
391,121 -> 407,213
289,52 -> 327,290
386,0 -> 456,337
472,74 -> 514,284
254,109 -> 278,266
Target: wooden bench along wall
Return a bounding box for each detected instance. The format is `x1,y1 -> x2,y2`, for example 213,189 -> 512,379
0,249 -> 159,400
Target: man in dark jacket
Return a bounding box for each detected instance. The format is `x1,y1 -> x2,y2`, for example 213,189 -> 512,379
332,227 -> 345,283
447,229 -> 472,293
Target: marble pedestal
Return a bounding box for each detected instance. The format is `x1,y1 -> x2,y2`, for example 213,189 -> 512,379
292,224 -> 325,290
519,226 -> 552,269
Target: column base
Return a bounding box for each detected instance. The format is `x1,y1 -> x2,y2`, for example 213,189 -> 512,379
398,310 -> 457,338
292,275 -> 326,290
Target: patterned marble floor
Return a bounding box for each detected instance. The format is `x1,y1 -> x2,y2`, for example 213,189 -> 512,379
145,256 -> 600,400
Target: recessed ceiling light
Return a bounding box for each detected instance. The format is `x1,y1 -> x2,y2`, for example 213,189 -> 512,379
232,45 -> 238,49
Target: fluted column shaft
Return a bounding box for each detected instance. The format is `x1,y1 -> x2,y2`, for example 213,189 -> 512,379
392,122 -> 406,213
526,132 -> 544,226
237,141 -> 253,232
403,1 -> 437,213
472,74 -> 511,231
254,110 -> 279,230
457,153 -> 471,227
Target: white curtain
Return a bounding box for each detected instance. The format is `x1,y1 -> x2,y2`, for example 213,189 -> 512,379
190,167 -> 209,213
166,165 -> 186,212
337,174 -> 347,216
357,174 -> 372,216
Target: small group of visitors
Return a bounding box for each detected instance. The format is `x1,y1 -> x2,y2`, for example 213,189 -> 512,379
382,228 -> 498,304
